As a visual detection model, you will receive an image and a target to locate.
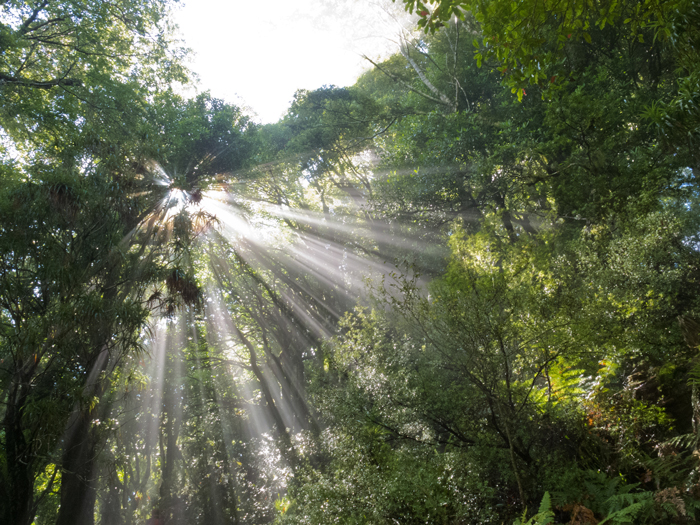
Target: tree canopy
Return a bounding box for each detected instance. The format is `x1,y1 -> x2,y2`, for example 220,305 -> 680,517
1,0 -> 700,524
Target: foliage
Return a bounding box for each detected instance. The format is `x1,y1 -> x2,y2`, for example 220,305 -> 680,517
0,0 -> 188,146
514,492 -> 555,525
276,1 -> 700,522
3,0 -> 700,523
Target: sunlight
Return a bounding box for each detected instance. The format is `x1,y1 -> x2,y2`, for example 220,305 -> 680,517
6,1 -> 688,521
173,0 -> 416,122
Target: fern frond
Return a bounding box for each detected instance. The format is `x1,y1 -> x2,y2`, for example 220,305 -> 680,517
512,492 -> 555,525
598,501 -> 646,524
538,491 -> 552,515
664,433 -> 696,450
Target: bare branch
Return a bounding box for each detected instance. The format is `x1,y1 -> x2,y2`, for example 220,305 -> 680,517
361,55 -> 452,109
399,39 -> 457,112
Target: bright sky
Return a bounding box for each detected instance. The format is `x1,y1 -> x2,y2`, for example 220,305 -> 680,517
173,0 -> 416,123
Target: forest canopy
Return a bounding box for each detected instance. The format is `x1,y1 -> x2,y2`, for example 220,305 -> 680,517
1,0 -> 700,524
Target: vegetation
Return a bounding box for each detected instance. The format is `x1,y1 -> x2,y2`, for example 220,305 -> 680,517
1,0 -> 699,523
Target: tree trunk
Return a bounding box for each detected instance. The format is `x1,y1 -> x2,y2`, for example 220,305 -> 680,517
56,350 -> 110,525
233,325 -> 298,469
56,412 -> 99,525
2,376 -> 36,525
692,382 -> 700,451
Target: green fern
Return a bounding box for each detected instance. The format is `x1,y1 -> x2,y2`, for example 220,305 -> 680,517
598,501 -> 648,524
513,492 -> 556,525
551,470 -> 658,524
664,433 -> 697,450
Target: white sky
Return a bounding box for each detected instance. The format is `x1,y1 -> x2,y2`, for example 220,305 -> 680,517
173,0 -> 416,123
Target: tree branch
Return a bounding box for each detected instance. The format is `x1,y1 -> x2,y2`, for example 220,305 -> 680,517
362,55 -> 453,109
0,72 -> 82,89
18,0 -> 50,35
399,40 -> 457,112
